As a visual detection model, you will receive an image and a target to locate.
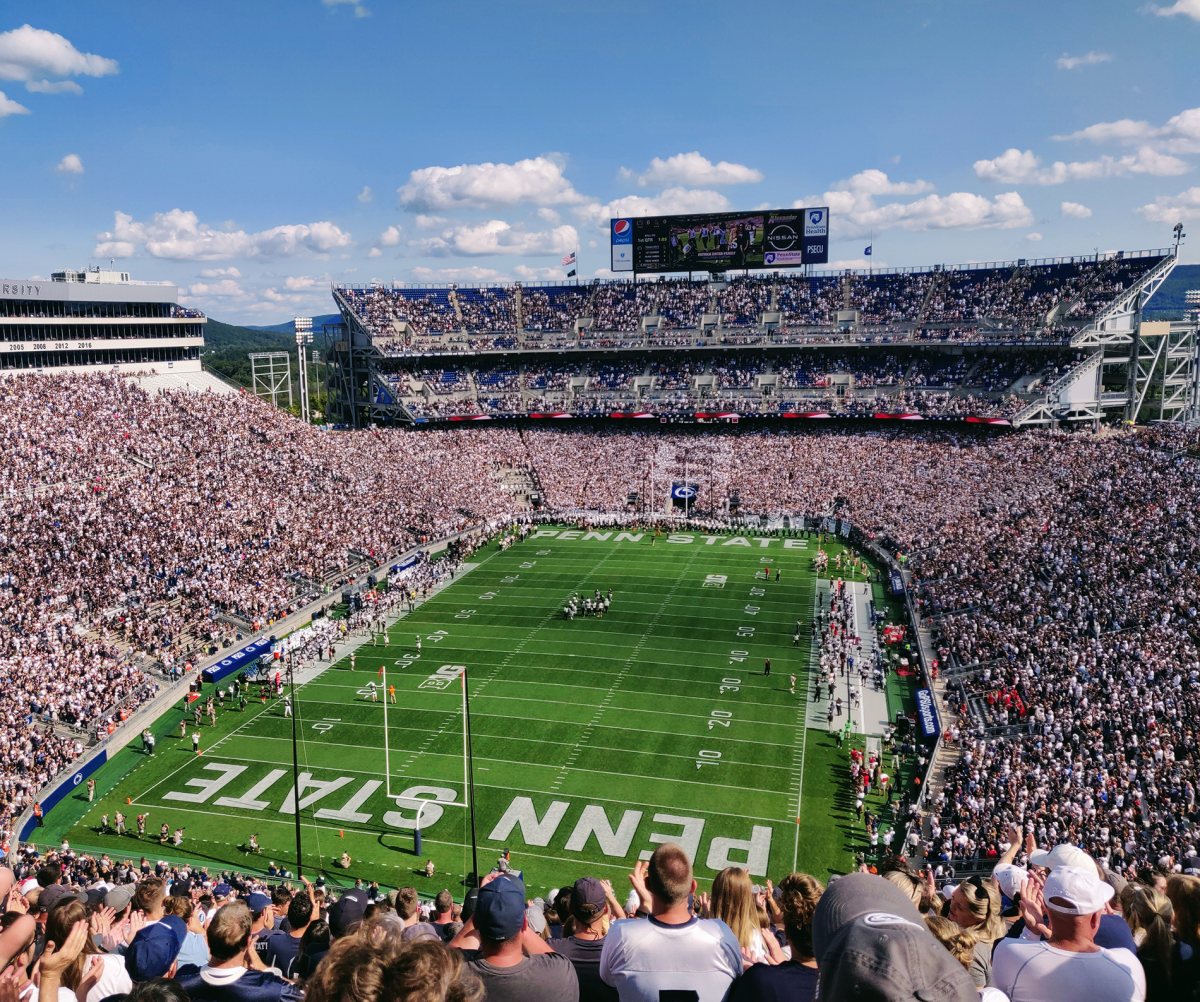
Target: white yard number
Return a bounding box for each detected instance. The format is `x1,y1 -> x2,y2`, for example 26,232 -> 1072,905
536,550 -> 552,555
703,574 -> 727,589
479,591 -> 498,600
744,605 -> 760,616
312,717 -> 340,733
729,649 -> 748,663
356,682 -> 381,697
749,587 -> 765,597
696,750 -> 722,770
454,610 -> 476,619
707,710 -> 732,730
737,626 -> 755,637
520,561 -> 536,569
501,575 -> 519,584
719,677 -> 741,693
427,631 -> 449,642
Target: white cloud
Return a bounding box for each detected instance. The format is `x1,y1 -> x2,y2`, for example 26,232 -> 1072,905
357,185 -> 373,203
410,266 -> 507,282
200,266 -> 241,278
622,152 -> 764,188
514,264 -> 573,281
830,169 -> 934,197
55,153 -> 82,174
94,209 -> 353,260
0,90 -> 29,117
262,288 -> 286,302
368,247 -> 382,258
1056,51 -> 1111,70
324,0 -> 371,15
0,25 -> 118,91
284,276 -> 318,290
379,225 -> 402,246
414,215 -> 447,228
1149,0 -> 1200,20
1137,186 -> 1200,221
408,219 -> 578,257
577,186 -> 731,228
398,156 -> 587,211
1061,201 -> 1093,218
537,207 -> 561,224
800,169 -> 1032,236
973,146 -> 1188,184
26,79 -> 82,94
1053,105 -> 1200,154
1026,232 -> 1043,241
187,279 -> 244,297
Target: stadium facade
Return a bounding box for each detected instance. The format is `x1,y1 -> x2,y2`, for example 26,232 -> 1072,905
322,247 -> 1199,430
0,267 -> 204,377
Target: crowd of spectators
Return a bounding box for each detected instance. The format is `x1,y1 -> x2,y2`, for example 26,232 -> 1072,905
336,253 -> 1164,345
10,831 -> 1199,1001
379,347 -> 1065,421
4,359 -> 1200,998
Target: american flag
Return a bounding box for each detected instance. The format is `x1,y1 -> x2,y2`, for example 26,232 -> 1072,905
562,251 -> 576,267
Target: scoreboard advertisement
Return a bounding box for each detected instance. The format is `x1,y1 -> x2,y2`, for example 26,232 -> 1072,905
610,207 -> 829,274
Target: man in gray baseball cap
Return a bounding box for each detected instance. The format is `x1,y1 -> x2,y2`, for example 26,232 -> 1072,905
812,872 -> 977,1001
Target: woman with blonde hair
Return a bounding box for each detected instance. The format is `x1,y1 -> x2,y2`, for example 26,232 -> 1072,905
946,876 -> 1006,988
1127,884 -> 1197,1000
710,867 -> 785,966
728,873 -> 824,1001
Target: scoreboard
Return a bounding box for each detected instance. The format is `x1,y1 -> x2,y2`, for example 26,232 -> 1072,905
611,207 -> 828,274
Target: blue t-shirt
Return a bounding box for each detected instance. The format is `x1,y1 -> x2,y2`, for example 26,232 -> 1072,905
175,964 -> 303,1002
727,961 -> 818,1002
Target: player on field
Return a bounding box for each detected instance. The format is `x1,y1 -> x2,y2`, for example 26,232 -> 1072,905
763,658 -> 771,677
115,811 -> 126,835
389,684 -> 396,703
192,731 -> 201,755
790,674 -> 796,695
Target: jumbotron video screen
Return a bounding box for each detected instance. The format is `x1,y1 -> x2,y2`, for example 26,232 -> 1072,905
611,207 -> 829,273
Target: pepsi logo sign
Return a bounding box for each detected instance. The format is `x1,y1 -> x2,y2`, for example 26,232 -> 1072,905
612,220 -> 631,236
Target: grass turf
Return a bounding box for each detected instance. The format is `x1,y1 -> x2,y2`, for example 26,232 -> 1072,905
41,528 -> 912,899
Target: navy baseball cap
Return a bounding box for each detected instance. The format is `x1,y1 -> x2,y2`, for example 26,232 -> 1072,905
474,875 -> 526,942
213,883 -> 232,898
125,914 -> 186,981
327,889 -> 368,938
245,892 -> 271,915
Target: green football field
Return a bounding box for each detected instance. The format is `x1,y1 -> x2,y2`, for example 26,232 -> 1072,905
40,528 -> 914,899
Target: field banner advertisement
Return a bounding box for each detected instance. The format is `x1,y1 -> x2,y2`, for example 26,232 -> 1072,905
613,208 -> 829,274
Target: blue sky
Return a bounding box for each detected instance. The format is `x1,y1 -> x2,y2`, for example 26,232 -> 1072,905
2,0 -> 1200,323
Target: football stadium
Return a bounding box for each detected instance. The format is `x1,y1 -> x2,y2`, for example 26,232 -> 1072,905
5,6 -> 1200,1000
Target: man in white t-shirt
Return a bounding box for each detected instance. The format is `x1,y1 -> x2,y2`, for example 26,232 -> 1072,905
992,866 -> 1146,1002
599,844 -> 741,1002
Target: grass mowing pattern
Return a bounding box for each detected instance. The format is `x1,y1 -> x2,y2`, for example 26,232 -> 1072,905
45,529 -> 908,899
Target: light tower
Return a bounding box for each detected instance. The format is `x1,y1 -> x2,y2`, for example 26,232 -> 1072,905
294,317 -> 313,424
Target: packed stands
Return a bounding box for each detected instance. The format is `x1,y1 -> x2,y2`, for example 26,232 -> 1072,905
2,384 -> 1199,1000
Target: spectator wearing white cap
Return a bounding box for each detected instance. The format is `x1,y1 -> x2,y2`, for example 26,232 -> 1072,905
992,867 -> 1146,1002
